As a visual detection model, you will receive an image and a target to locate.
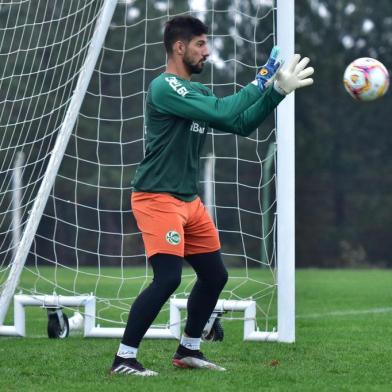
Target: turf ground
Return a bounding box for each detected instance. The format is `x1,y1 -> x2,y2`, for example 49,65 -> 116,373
1,269 -> 392,391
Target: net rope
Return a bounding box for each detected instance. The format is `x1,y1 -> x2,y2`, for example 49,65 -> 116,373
0,0 -> 278,333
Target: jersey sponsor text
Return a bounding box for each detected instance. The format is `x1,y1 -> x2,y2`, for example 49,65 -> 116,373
190,121 -> 205,134
165,76 -> 189,97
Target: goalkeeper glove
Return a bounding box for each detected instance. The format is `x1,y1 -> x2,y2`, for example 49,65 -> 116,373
273,54 -> 314,95
253,46 -> 282,91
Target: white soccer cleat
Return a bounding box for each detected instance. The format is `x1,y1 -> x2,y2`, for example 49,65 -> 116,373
172,348 -> 226,371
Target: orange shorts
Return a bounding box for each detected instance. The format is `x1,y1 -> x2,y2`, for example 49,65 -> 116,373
131,192 -> 221,258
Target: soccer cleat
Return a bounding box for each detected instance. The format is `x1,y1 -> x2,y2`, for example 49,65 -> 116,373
172,346 -> 226,371
111,357 -> 158,376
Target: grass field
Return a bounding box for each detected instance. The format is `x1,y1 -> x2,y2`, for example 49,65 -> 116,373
1,269 -> 392,391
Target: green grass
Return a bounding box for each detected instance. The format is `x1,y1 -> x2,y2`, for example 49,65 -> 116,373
1,269 -> 392,391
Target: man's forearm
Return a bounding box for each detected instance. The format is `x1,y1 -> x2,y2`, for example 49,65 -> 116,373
209,85 -> 285,136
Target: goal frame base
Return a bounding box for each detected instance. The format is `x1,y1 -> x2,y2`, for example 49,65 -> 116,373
0,294 -> 280,341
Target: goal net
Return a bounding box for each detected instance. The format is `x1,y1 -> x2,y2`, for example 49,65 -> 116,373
0,0 -> 294,341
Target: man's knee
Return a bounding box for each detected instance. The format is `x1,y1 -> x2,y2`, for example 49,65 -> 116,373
208,266 -> 228,291
186,250 -> 228,290
198,263 -> 228,291
219,267 -> 229,289
150,253 -> 183,295
155,273 -> 181,294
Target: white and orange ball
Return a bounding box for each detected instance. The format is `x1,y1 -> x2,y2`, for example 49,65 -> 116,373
343,57 -> 389,101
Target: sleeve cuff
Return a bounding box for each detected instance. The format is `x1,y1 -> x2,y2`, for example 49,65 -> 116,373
273,81 -> 287,96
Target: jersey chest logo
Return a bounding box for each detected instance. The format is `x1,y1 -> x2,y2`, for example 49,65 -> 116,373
165,76 -> 189,97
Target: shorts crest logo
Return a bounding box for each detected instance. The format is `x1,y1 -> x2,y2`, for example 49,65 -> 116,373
166,230 -> 181,245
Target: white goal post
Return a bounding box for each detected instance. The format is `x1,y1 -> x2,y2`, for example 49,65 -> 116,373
0,0 -> 295,342
276,0 -> 295,343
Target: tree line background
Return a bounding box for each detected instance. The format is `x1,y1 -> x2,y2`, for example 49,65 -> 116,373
1,0 -> 391,269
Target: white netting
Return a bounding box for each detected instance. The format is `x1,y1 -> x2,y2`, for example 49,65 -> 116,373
0,0 -> 278,333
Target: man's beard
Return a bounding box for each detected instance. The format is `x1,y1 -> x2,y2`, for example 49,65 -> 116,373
183,53 -> 205,75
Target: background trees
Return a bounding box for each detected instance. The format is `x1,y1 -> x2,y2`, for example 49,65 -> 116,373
295,1 -> 392,266
1,0 -> 391,267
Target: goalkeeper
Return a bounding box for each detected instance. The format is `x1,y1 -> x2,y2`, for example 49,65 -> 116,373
111,15 -> 314,376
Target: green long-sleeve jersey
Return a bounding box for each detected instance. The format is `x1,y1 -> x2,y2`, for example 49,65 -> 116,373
132,72 -> 285,201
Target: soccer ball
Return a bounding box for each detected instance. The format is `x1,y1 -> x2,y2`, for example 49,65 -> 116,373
343,57 -> 389,101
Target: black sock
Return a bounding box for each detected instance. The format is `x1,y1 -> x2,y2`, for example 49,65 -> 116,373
113,355 -> 138,366
177,344 -> 199,355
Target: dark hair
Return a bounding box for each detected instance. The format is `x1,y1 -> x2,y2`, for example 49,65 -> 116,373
163,16 -> 208,55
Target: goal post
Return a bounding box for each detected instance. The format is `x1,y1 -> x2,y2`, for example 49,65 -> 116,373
276,0 -> 295,343
0,0 -> 295,342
